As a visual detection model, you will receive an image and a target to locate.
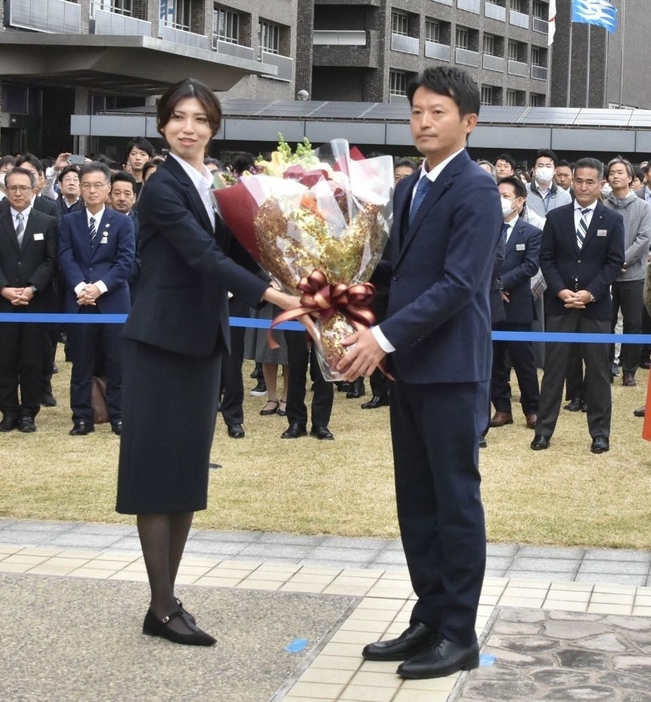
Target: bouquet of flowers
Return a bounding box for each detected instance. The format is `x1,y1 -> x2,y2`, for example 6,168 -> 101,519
214,137 -> 394,380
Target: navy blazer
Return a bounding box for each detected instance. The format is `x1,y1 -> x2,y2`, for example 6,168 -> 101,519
499,217 -> 542,325
58,207 -> 136,314
541,201 -> 624,320
379,150 -> 503,384
123,156 -> 268,357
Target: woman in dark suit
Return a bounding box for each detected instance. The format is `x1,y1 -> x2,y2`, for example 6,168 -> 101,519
116,79 -> 299,646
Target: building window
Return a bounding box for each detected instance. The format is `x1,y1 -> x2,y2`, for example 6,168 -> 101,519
510,0 -> 524,11
390,70 -> 408,96
483,34 -> 495,55
426,19 -> 440,43
508,40 -> 525,61
161,0 -> 191,30
215,7 -> 239,44
260,20 -> 280,54
532,1 -> 546,18
480,86 -> 494,106
392,10 -> 408,36
93,0 -> 133,15
456,27 -> 469,50
531,46 -> 546,66
506,89 -> 518,106
530,92 -> 545,106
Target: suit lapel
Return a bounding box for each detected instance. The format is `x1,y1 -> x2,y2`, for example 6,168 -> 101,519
164,157 -> 214,235
505,219 -> 522,256
0,209 -> 20,253
20,209 -> 40,250
582,204 -> 606,250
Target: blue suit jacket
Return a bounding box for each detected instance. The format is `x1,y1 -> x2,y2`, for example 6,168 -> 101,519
499,217 -> 542,325
541,201 -> 624,320
378,150 -> 503,384
58,207 -> 136,314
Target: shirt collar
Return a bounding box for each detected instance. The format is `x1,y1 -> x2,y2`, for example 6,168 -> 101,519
575,200 -> 598,213
169,151 -> 213,191
419,148 -> 465,185
10,205 -> 31,220
87,207 -> 105,226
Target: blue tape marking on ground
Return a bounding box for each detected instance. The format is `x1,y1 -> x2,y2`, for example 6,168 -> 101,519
0,314 -> 650,342
480,653 -> 496,666
285,638 -> 309,653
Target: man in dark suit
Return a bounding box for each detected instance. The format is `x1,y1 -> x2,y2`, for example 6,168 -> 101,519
531,158 -> 625,454
14,154 -> 61,222
0,167 -> 58,432
338,67 -> 502,679
58,162 -> 136,436
490,176 -> 542,430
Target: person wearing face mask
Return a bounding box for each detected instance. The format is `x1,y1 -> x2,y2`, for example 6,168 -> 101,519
526,149 -> 572,220
489,177 -> 542,430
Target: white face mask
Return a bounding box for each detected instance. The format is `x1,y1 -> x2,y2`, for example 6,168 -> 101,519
535,166 -> 554,185
601,183 -> 612,198
501,197 -> 516,217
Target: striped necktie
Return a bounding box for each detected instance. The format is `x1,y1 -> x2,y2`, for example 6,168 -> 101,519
409,177 -> 432,225
576,208 -> 590,249
15,212 -> 25,247
89,217 -> 97,246
502,221 -> 510,242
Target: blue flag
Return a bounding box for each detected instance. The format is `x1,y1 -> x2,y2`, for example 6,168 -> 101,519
571,0 -> 618,33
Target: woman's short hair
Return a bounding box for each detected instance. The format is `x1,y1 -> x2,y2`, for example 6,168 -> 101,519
157,78 -> 222,138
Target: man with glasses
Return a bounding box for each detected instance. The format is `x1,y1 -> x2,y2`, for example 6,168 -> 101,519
58,162 -> 136,436
0,167 -> 58,432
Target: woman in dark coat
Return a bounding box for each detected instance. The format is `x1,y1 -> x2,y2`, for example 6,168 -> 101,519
116,79 -> 299,645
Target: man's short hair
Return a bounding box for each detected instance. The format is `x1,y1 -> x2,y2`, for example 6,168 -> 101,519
556,159 -> 573,170
0,155 -> 16,170
79,161 -> 112,182
126,137 -> 155,159
394,158 -> 417,172
498,176 -> 527,200
534,149 -> 559,167
407,66 -> 480,117
15,153 -> 45,175
605,156 -> 634,181
110,170 -> 137,190
574,157 -> 604,179
477,160 -> 497,179
204,157 -> 223,169
495,153 -> 516,169
57,165 -> 80,183
142,156 -> 166,182
5,166 -> 36,188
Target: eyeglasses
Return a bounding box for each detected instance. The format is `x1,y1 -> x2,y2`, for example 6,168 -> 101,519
81,182 -> 109,191
6,185 -> 34,193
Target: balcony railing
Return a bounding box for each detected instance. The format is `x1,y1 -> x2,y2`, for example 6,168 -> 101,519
483,54 -> 505,72
261,51 -> 294,81
458,0 -> 480,13
531,65 -> 548,81
507,59 -> 529,77
160,24 -> 211,51
430,0 -> 453,5
313,30 -> 367,46
212,38 -> 255,61
6,0 -> 81,33
389,94 -> 410,104
485,2 -> 506,21
91,8 -> 152,36
391,33 -> 419,55
455,48 -> 479,67
425,41 -> 451,62
532,17 -> 549,34
509,10 -> 530,29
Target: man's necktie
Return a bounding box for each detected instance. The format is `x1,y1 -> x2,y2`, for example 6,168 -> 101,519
89,217 -> 97,246
409,177 -> 432,225
576,208 -> 590,249
15,212 -> 24,247
502,222 -> 510,243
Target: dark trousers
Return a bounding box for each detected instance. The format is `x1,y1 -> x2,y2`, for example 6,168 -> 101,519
538,312 -> 611,439
565,345 -> 586,401
220,297 -> 249,427
285,331 -> 333,428
0,322 -> 46,419
491,322 -> 539,416
611,279 -> 644,373
641,304 -> 651,364
369,367 -> 390,399
68,316 -> 123,424
391,379 -> 487,646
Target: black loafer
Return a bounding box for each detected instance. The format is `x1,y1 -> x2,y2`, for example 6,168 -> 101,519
227,424 -> 245,438
70,421 -> 94,436
281,423 -> 307,439
18,417 -> 36,433
634,407 -> 646,417
397,638 -> 479,679
0,417 -> 20,432
310,425 -> 334,440
41,393 -> 57,407
111,421 -> 122,436
361,395 -> 389,409
142,608 -> 215,647
530,434 -> 550,450
362,622 -> 439,662
564,398 -> 583,412
591,436 -> 609,454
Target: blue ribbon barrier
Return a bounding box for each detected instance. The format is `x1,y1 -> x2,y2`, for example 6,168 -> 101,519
1,314 -> 650,343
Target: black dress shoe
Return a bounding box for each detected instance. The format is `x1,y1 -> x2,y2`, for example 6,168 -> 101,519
346,378 -> 366,399
41,393 -> 57,407
478,436 -> 487,448
281,423 -> 307,439
227,424 -> 245,438
361,395 -> 390,409
622,371 -> 637,387
640,359 -> 651,370
111,421 -> 122,436
564,398 -> 583,412
0,417 -> 19,432
175,598 -> 197,625
397,638 -> 479,679
634,406 -> 646,417
18,417 -> 36,433
142,608 -> 215,646
591,436 -> 609,454
362,622 -> 439,662
310,425 -> 334,440
70,421 -> 94,436
530,434 -> 550,450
